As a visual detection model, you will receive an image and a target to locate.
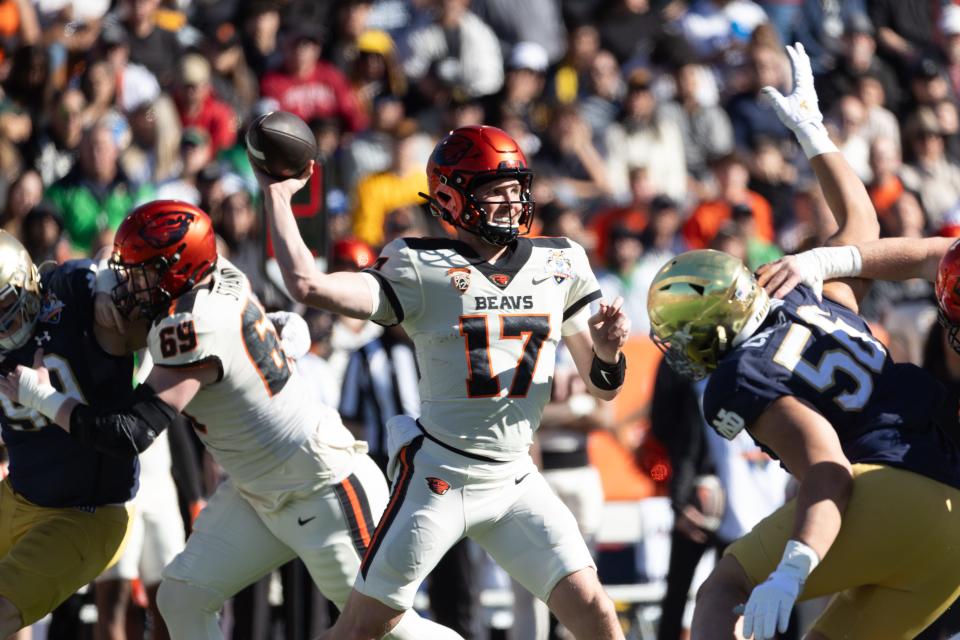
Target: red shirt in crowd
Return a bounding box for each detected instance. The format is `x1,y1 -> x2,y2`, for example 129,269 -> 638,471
260,62 -> 368,133
681,191 -> 774,249
177,93 -> 238,153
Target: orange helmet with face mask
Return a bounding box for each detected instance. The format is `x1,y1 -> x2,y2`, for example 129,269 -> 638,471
420,125 -> 534,246
110,200 -> 217,320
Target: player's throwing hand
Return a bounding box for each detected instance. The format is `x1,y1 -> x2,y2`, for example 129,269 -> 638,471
588,296 -> 630,362
253,159 -> 314,201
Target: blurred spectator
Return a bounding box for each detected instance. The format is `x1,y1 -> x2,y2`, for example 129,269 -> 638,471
604,68 -> 685,201
79,57 -> 117,127
682,151 -> 774,249
594,225 -> 654,333
818,14 -> 900,115
122,93 -> 182,186
747,137 -> 795,231
660,61 -> 733,182
549,22 -> 600,104
240,0 -> 283,77
641,194 -> 687,259
867,135 -> 904,222
868,0 -> 934,73
25,86 -> 82,186
910,57 -> 951,110
589,165 -> 655,260
533,103 -> 612,204
403,0 -> 504,99
349,30 -> 408,120
118,0 -> 182,88
941,6 -> 960,102
789,0 -> 866,74
725,42 -> 790,150
174,53 -> 238,156
730,200 -> 781,269
326,0 -> 374,71
4,43 -> 51,116
856,71 -> 900,155
487,41 -> 550,134
350,123 -> 429,247
938,99 -> 960,163
260,27 -> 367,133
36,0 -> 105,56
45,120 -> 153,254
827,94 -> 871,182
596,0 -> 664,64
344,95 -> 405,191
21,201 -> 66,263
900,107 -> 960,229
578,49 -> 623,140
382,204 -> 428,246
154,126 -> 210,204
472,0 -> 566,63
0,167 -> 39,236
678,0 -> 769,64
199,20 -> 259,119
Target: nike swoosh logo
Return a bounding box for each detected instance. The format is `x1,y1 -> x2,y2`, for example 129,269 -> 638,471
297,516 -> 317,526
599,369 -> 611,385
532,276 -> 551,285
515,473 -> 530,485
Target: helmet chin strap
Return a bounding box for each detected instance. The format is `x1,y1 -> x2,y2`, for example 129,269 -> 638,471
731,288 -> 772,349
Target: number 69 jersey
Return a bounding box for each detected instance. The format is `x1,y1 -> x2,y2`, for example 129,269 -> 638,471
703,284 -> 960,489
148,258 -> 358,510
363,237 -> 602,461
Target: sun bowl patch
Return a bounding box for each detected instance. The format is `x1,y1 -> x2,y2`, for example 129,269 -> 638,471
39,292 -> 65,324
544,250 -> 574,284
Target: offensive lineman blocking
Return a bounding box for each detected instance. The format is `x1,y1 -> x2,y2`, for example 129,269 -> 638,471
257,124 -> 629,640
0,201 -> 461,640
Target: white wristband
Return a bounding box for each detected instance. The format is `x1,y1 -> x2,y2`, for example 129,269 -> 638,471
18,368 -> 69,421
809,245 -> 863,280
778,539 -> 820,582
95,261 -> 118,295
795,121 -> 838,159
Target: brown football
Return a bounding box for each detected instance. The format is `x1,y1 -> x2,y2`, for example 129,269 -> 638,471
245,111 -> 318,179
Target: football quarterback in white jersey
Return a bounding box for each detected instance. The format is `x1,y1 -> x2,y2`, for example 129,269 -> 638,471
0,200 -> 462,640
259,125 -> 630,640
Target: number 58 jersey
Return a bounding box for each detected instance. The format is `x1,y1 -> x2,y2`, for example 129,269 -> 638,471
148,258 -> 359,510
704,284 -> 960,489
363,237 -> 602,461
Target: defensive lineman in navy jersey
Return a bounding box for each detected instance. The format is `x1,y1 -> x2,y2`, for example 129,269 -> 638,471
650,44 -> 960,640
0,234 -> 137,635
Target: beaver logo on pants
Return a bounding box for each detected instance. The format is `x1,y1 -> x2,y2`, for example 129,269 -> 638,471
426,477 -> 450,495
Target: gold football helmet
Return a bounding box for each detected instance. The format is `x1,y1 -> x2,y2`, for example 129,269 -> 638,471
0,231 -> 41,351
647,250 -> 770,380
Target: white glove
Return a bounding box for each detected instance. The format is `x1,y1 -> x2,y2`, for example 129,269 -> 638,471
741,540 -> 819,640
267,311 -> 311,360
757,246 -> 863,301
760,43 -> 836,159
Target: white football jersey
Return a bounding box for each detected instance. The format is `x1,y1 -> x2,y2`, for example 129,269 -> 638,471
364,237 -> 601,460
147,258 -> 359,511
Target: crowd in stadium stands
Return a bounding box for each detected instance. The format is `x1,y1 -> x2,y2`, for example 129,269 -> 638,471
1,0 -> 960,638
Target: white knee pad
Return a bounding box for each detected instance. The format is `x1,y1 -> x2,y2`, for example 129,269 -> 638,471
156,578 -> 225,640
384,609 -> 465,640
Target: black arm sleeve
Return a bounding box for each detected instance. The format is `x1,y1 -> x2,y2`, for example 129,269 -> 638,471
68,383 -> 178,457
166,414 -> 204,503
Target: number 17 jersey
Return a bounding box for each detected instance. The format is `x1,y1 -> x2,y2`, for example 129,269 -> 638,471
363,237 -> 602,461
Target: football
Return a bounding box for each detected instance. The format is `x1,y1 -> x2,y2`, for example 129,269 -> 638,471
245,111 -> 318,179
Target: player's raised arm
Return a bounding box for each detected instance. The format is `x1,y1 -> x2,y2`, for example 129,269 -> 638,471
763,43 -> 880,247
759,236 -> 956,299
762,43 -> 878,310
256,162 -> 377,319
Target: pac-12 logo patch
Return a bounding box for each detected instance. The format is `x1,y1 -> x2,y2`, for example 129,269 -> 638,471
446,267 -> 471,294
426,477 -> 450,495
